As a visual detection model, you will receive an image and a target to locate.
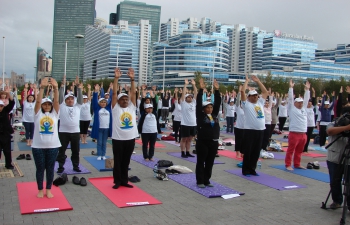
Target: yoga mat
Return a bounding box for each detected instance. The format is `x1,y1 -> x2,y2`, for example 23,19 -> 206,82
223,138 -> 235,145
167,152 -> 225,164
17,142 -> 32,151
89,177 -> 162,208
319,161 -> 327,168
54,158 -> 91,175
225,169 -> 306,191
135,139 -> 166,148
302,152 -> 327,158
271,152 -> 286,160
220,131 -> 234,136
163,140 -> 180,147
83,156 -> 113,171
168,173 -> 244,198
218,150 -> 243,161
107,140 -> 112,145
17,182 -> 73,214
313,146 -> 327,152
131,154 -> 160,169
276,138 -> 288,142
67,142 -> 97,149
270,164 -> 329,183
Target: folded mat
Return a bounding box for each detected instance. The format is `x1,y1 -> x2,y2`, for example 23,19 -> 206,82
89,177 -> 161,208
167,152 -> 225,164
17,182 -> 72,214
225,169 -> 306,191
83,156 -> 113,171
270,164 -> 329,183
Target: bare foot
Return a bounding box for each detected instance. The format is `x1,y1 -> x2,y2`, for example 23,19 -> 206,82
286,166 -> 294,171
295,166 -> 306,169
145,158 -> 149,161
46,189 -> 54,198
37,190 -> 44,198
149,158 -> 154,161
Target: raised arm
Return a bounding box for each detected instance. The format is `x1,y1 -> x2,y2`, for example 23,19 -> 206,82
127,68 -> 136,106
112,68 -> 121,108
241,74 -> 249,102
288,79 -> 294,110
303,81 -> 310,108
35,78 -> 48,114
329,91 -> 335,110
192,79 -> 197,100
251,75 -> 268,100
77,83 -> 83,105
181,79 -> 189,102
213,79 -> 221,116
196,78 -> 205,118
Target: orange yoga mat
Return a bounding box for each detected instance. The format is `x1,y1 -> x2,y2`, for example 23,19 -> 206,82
89,177 -> 162,208
218,150 -> 243,161
17,182 -> 73,214
135,139 -> 166,148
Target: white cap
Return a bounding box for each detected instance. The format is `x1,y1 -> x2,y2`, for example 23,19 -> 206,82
144,104 -> 153,109
294,98 -> 303,102
83,95 -> 88,99
64,94 -> 74,100
247,90 -> 258,96
117,93 -> 128,100
104,93 -> 110,96
229,99 -> 235,103
41,98 -> 52,104
281,100 -> 286,103
324,101 -> 330,105
0,100 -> 4,105
202,101 -> 213,107
98,98 -> 106,103
185,94 -> 193,98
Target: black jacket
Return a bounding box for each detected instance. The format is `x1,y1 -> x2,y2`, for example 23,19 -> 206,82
0,99 -> 15,140
196,89 -> 221,141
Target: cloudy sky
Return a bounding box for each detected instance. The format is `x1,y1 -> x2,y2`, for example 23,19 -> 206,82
1,0 -> 349,82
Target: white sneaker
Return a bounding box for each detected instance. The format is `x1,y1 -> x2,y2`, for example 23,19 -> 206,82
97,156 -> 102,160
102,156 -> 107,160
133,151 -> 136,154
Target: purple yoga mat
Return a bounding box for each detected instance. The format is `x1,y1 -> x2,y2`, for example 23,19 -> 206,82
319,161 -> 327,168
131,154 -> 161,169
168,173 -> 244,198
225,169 -> 306,191
271,152 -> 286,160
54,158 -> 91,175
167,152 -> 225,164
163,141 -> 180,147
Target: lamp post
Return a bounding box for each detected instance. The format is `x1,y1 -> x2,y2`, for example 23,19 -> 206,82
163,46 -> 165,92
116,44 -> 119,68
75,34 -> 84,80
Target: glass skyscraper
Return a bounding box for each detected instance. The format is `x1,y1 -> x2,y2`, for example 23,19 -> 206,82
51,0 -> 95,81
116,1 -> 161,44
316,44 -> 350,65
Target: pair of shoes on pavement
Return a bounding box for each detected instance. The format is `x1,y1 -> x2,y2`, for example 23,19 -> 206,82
53,173 -> 68,186
165,169 -> 180,175
307,161 -> 320,169
197,183 -> 214,188
16,154 -> 31,160
72,176 -> 87,186
97,156 -> 107,160
181,151 -> 194,158
128,175 -> 141,183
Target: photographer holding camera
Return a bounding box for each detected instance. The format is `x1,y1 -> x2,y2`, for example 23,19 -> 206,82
326,107 -> 350,210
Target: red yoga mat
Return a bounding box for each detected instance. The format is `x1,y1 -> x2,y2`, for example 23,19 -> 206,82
135,139 -> 166,148
218,150 -> 243,161
17,182 -> 73,214
89,177 -> 162,208
302,152 -> 327,158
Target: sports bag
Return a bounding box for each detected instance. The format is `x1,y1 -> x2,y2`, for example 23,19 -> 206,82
156,160 -> 173,168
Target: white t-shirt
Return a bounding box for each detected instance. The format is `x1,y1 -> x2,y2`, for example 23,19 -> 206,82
59,103 -> 82,133
22,100 -> 35,123
142,113 -> 157,133
112,101 -> 138,140
80,102 -> 92,121
242,97 -> 265,130
225,103 -> 235,117
306,107 -> 315,127
234,105 -> 245,129
31,109 -> 61,148
288,88 -> 309,132
180,99 -> 197,126
173,101 -> 182,122
278,104 -> 288,117
157,99 -> 162,110
99,108 -> 110,129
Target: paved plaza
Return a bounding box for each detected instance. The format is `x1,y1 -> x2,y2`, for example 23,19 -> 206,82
0,122 -> 349,225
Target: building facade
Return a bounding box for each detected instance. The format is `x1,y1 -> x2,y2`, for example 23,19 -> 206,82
316,44 -> 350,65
51,0 -> 95,81
84,20 -> 151,84
36,45 -> 52,82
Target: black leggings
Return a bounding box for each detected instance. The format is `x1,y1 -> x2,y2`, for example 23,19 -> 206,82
173,121 -> 181,142
319,125 -> 328,146
278,117 -> 287,131
262,124 -> 271,150
23,122 -> 34,139
304,126 -> 314,152
234,127 -> 244,152
80,120 -> 90,134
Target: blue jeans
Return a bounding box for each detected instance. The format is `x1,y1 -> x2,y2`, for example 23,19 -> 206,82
97,128 -> 109,156
327,160 -> 350,207
226,117 -> 234,133
32,148 -> 59,190
23,122 -> 35,139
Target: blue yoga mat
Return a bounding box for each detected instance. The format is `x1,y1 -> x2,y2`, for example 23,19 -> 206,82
67,141 -> 97,149
83,156 -> 113,171
17,142 -> 32,151
270,164 -> 329,183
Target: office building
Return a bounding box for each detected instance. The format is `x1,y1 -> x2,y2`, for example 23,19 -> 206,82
51,0 -> 95,81
109,13 -> 117,25
84,20 -> 151,84
160,18 -> 190,42
115,0 -> 161,44
316,44 -> 350,65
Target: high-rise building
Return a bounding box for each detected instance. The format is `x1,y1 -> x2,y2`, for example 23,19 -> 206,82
200,17 -> 212,34
36,45 -> 52,82
51,0 -> 95,81
316,44 -> 350,65
84,20 -> 151,84
160,18 -> 189,42
116,0 -> 161,44
109,13 -> 117,25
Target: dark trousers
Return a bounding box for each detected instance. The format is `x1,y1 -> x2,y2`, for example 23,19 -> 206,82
173,121 -> 181,142
195,140 -> 218,185
320,125 -> 328,146
234,127 -> 244,151
141,133 -> 157,159
226,116 -> 234,133
269,124 -> 276,139
112,139 -> 135,186
32,148 -> 59,190
79,120 -> 90,134
161,108 -> 169,121
278,117 -> 287,131
57,132 -> 80,170
23,122 -> 35,139
172,115 -> 175,131
262,124 -> 271,150
242,129 -> 264,175
0,137 -> 12,167
155,110 -> 162,133
327,161 -> 350,208
304,127 -> 314,152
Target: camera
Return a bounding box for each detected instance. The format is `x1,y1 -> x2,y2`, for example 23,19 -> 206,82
335,113 -> 350,137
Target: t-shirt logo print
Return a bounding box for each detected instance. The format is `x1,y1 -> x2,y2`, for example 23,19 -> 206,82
120,112 -> 133,129
40,116 -> 54,134
254,106 -> 264,119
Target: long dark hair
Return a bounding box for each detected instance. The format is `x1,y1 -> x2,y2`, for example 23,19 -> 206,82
27,94 -> 35,102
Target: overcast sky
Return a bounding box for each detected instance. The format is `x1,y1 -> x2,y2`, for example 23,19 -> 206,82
1,0 -> 349,82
